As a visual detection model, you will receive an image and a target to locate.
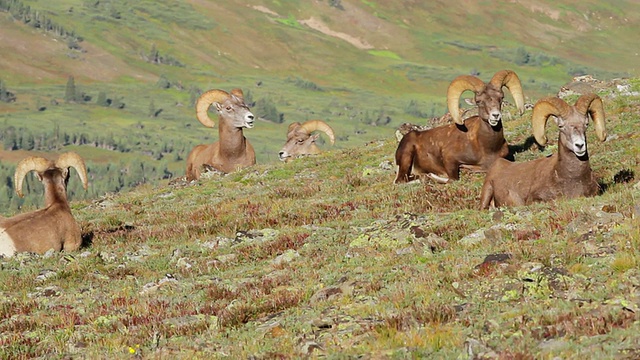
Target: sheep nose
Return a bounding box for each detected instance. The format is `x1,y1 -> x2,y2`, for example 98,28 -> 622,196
575,143 -> 584,150
247,114 -> 255,121
491,112 -> 501,120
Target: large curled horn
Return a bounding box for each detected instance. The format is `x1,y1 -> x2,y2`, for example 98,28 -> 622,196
55,152 -> 89,191
14,156 -> 52,198
195,89 -> 231,128
490,70 -> 525,115
575,93 -> 607,142
531,97 -> 572,146
300,120 -> 335,145
447,75 -> 486,125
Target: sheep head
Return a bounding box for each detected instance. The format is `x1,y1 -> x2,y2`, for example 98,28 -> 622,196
532,94 -> 607,157
447,70 -> 525,126
195,88 -> 255,129
278,120 -> 335,161
14,152 -> 88,198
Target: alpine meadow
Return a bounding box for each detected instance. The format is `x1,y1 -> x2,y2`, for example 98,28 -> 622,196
0,0 -> 639,358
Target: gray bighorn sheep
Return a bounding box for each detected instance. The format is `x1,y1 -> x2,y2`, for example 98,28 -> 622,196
479,94 -> 607,209
394,70 -> 525,183
185,88 -> 255,180
0,152 -> 88,257
278,120 -> 335,161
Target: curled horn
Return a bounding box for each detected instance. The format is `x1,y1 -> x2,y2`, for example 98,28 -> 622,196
490,70 -> 525,115
575,93 -> 607,142
195,89 -> 231,128
55,152 -> 89,191
14,156 -> 52,198
447,75 -> 486,125
301,120 -> 335,145
531,97 -> 572,146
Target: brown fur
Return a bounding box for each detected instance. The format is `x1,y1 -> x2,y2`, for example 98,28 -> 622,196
394,70 -> 524,184
278,121 -> 335,162
479,95 -> 606,209
1,165 -> 85,256
186,89 -> 256,180
395,117 -> 508,183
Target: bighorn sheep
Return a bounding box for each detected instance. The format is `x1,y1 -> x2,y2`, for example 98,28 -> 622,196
0,152 -> 88,257
278,120 -> 335,161
394,70 -> 525,183
185,88 -> 255,180
479,94 -> 607,209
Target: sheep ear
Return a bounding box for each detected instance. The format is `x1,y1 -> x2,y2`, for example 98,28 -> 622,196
553,116 -> 564,127
230,88 -> 244,100
36,173 -> 44,182
311,133 -> 320,142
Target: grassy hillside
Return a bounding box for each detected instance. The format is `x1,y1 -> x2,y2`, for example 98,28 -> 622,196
1,1 -> 638,207
0,78 -> 638,357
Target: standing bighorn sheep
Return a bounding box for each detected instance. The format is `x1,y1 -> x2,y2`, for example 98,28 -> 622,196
0,152 -> 88,257
394,70 -> 525,183
186,88 -> 255,180
278,120 -> 335,161
479,94 -> 607,209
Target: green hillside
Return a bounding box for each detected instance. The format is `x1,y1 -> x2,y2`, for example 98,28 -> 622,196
1,0 -> 638,211
1,1 -> 640,357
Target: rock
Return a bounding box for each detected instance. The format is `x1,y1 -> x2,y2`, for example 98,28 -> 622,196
272,249 -> 300,266
35,269 -> 57,282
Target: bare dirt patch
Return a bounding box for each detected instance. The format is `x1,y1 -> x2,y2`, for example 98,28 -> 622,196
299,17 -> 373,50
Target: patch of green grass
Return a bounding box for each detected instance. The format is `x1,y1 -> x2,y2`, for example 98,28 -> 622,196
368,50 -> 402,60
275,14 -> 304,29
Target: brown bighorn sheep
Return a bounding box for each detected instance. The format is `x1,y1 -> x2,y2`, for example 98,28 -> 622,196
278,120 -> 335,161
185,88 -> 255,180
0,152 -> 88,257
479,94 -> 607,209
394,70 -> 525,183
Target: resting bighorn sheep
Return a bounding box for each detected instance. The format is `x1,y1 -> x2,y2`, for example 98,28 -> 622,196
0,152 -> 88,257
186,88 -> 255,180
479,94 -> 607,209
278,120 -> 335,161
394,70 -> 525,183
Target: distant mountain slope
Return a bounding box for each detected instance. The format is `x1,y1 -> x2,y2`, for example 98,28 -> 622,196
1,0 -> 637,89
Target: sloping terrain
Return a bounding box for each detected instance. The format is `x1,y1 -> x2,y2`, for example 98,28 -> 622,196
0,79 -> 638,357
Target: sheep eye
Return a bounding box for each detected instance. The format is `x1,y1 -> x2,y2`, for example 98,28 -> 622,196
226,106 -> 232,111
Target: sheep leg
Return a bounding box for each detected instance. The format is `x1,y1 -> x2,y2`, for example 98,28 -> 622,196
394,150 -> 415,184
479,181 -> 494,210
444,162 -> 461,181
506,190 -> 526,207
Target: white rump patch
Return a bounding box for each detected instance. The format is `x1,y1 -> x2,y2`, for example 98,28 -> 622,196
0,228 -> 16,258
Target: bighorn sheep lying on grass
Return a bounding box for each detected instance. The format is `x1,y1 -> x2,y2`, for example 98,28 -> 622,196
394,70 -> 525,183
278,120 -> 335,161
479,94 -> 607,209
0,152 -> 88,257
186,88 -> 255,180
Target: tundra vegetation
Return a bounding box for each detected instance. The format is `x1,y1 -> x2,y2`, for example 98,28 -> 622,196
0,0 -> 639,357
0,82 -> 638,358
